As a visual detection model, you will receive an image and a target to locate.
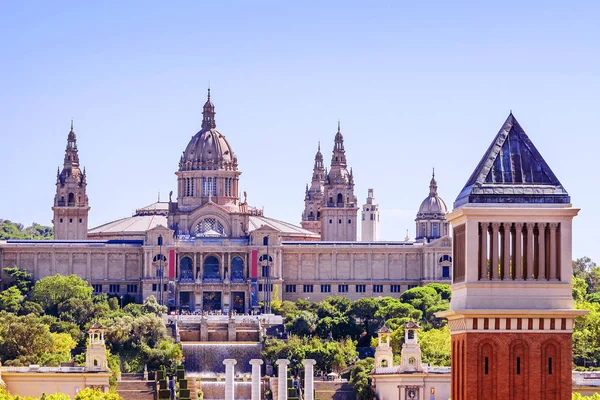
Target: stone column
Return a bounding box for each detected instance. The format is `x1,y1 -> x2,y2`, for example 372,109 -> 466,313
501,223 -> 511,280
250,359 -> 263,400
302,359 -> 317,400
479,222 -> 488,280
223,359 -> 237,400
514,223 -> 523,280
526,223 -> 534,280
490,223 -> 500,280
538,223 -> 547,280
276,359 -> 290,400
549,223 -> 559,280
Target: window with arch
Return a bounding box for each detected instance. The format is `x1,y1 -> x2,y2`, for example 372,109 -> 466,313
179,256 -> 193,281
195,218 -> 225,237
231,257 -> 244,282
263,236 -> 269,246
337,193 -> 343,205
68,192 -> 75,205
408,330 -> 415,340
381,359 -> 388,368
203,256 -> 221,281
409,357 -> 416,365
94,359 -> 98,367
260,254 -> 273,277
432,222 -> 439,237
153,254 -> 167,277
158,235 -> 163,246
439,255 -> 452,263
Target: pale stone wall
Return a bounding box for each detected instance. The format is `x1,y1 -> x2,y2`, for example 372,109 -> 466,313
3,371 -> 111,398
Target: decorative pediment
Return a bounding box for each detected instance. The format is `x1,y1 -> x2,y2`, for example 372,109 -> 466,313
425,235 -> 452,248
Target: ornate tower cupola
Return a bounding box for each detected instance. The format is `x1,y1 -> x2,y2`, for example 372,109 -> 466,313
320,122 -> 358,241
399,321 -> 424,372
301,142 -> 326,235
86,322 -> 108,371
415,169 -> 448,241
201,88 -> 216,129
374,326 -> 394,369
361,189 -> 379,241
52,121 -> 90,240
437,113 -> 587,400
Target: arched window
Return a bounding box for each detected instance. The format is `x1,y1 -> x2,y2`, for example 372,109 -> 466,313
195,218 -> 226,237
381,359 -> 388,368
408,330 -> 415,339
203,256 -> 221,281
158,235 -> 163,246
263,236 -> 269,246
94,359 -> 98,367
231,257 -> 244,282
409,357 -> 415,365
337,193 -> 343,205
179,256 -> 193,281
68,192 -> 75,205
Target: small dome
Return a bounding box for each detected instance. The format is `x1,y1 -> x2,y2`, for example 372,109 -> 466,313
180,128 -> 236,170
417,195 -> 448,216
417,171 -> 447,217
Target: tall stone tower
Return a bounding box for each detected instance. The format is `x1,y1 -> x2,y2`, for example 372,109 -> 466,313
438,113 -> 586,400
52,121 -> 89,240
415,170 -> 448,241
361,189 -> 379,241
320,122 -> 358,241
301,143 -> 325,235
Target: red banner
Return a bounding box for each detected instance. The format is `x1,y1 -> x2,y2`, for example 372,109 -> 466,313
251,249 -> 258,279
169,249 -> 175,279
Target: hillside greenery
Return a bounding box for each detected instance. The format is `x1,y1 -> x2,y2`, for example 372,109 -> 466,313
0,219 -> 53,240
0,267 -> 182,388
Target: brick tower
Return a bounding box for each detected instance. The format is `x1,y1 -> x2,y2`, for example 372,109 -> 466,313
438,113 -> 586,400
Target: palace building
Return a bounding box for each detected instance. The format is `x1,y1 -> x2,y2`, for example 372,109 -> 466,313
0,90 -> 451,311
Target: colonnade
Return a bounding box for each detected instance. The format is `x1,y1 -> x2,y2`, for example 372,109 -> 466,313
223,358 -> 316,400
478,222 -> 561,281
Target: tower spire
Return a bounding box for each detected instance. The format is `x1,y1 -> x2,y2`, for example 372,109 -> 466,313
430,168 -> 438,196
202,88 -> 216,130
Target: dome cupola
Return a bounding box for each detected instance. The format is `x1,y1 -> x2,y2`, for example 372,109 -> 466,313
415,169 -> 449,241
179,89 -> 238,172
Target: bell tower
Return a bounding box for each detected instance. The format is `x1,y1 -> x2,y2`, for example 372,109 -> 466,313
301,142 -> 325,235
52,121 -> 89,240
438,113 -> 586,400
320,122 -> 358,241
361,188 -> 379,241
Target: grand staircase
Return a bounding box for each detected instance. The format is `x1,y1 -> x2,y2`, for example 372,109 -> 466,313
117,374 -> 156,400
314,381 -> 355,400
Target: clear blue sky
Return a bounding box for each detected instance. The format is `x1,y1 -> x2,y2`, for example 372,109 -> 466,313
0,1 -> 597,262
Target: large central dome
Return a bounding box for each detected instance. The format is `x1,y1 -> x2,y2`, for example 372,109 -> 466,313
179,89 -> 238,172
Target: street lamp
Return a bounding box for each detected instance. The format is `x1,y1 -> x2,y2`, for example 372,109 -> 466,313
120,295 -> 123,309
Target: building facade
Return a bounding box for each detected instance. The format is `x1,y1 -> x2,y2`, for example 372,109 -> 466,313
0,91 -> 451,310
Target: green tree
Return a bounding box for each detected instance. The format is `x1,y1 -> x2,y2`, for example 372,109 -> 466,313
0,311 -> 54,365
573,276 -> 589,302
74,388 -> 122,400
0,286 -> 24,313
349,358 -> 376,400
418,325 -> 451,366
352,297 -> 381,338
31,274 -> 93,315
285,310 -> 317,336
3,266 -> 34,295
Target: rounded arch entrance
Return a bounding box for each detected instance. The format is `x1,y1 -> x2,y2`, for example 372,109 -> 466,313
203,255 -> 221,281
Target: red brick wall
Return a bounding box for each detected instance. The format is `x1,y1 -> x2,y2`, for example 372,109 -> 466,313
452,332 -> 572,400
